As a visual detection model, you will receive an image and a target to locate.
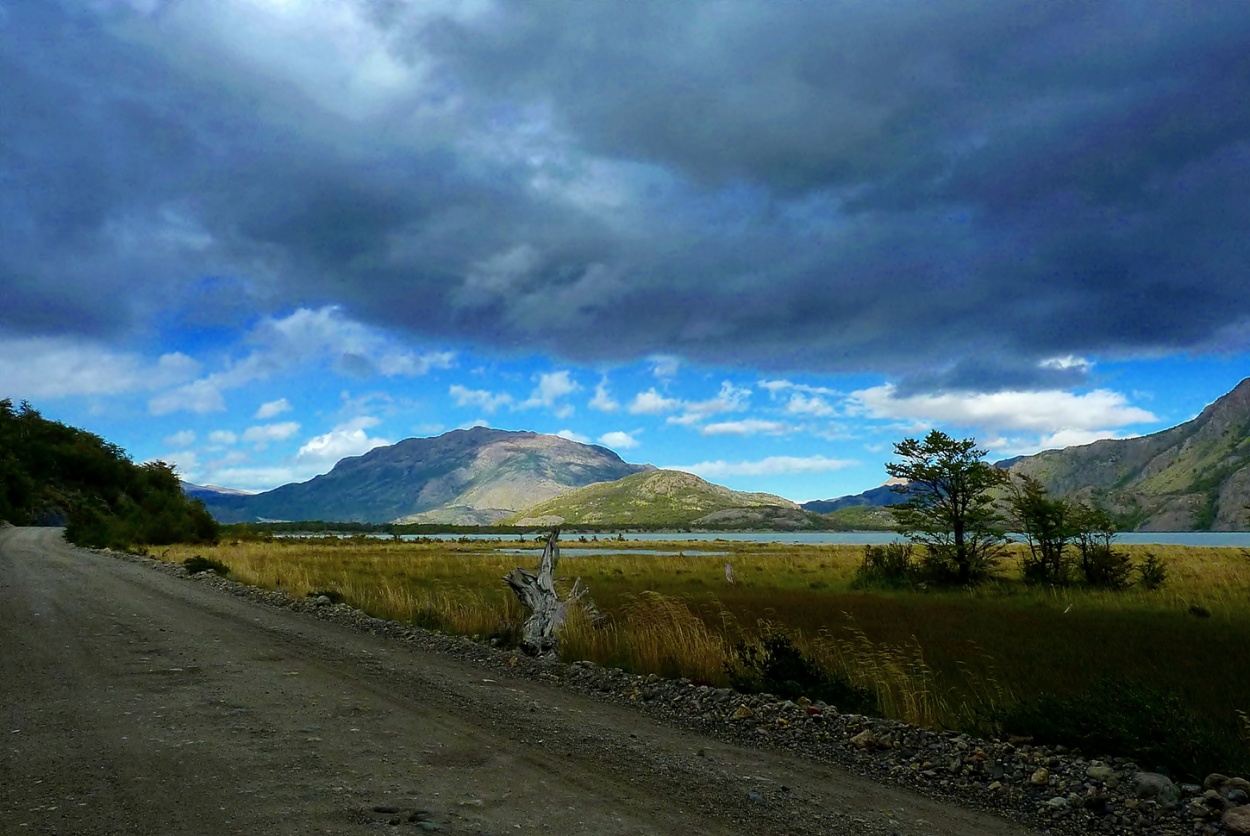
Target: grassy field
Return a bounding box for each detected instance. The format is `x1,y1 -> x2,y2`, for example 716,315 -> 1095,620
156,535 -> 1250,770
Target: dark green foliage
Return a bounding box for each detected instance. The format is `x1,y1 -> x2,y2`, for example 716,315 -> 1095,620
1137,553 -> 1169,589
1069,505 -> 1133,589
887,431 -> 1006,585
183,555 -> 230,576
852,542 -> 918,588
998,678 -> 1245,779
1008,479 -> 1136,589
0,399 -> 218,550
1008,474 -> 1075,585
727,634 -> 876,713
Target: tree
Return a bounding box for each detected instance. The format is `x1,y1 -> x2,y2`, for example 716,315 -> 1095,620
886,430 -> 1006,584
1006,474 -> 1133,589
1071,503 -> 1133,589
1007,473 -> 1076,585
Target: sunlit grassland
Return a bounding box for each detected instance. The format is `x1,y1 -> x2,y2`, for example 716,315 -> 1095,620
156,537 -> 1250,743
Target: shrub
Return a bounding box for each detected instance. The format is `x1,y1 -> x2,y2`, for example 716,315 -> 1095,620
1081,541 -> 1134,589
997,678 -> 1241,779
183,555 -> 230,576
853,542 -> 918,589
1138,553 -> 1168,589
727,633 -> 876,713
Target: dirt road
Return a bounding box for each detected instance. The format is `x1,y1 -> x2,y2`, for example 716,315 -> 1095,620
0,527 -> 1034,835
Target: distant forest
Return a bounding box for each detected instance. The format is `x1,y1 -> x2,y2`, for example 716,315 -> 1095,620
0,399 -> 217,549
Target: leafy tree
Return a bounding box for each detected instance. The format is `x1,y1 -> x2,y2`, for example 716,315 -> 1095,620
1071,503 -> 1133,589
0,398 -> 217,548
1007,474 -> 1076,585
886,430 -> 1006,585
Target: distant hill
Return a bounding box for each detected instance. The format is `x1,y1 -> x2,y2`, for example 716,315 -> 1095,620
1008,377 -> 1250,530
506,469 -> 827,529
801,479 -> 909,514
197,427 -> 652,524
180,482 -> 254,502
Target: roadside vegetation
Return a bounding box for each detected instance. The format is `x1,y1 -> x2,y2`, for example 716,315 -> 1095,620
157,534 -> 1250,777
0,399 -> 218,550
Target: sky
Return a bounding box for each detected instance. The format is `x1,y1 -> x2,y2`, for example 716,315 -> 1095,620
2,0 -> 1250,503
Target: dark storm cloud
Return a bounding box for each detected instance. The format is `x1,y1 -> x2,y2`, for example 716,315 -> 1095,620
4,0 -> 1250,392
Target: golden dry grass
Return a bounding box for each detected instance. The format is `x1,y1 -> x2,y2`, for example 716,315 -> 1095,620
155,537 -> 1250,736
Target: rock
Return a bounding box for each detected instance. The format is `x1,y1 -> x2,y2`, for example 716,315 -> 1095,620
731,704 -> 755,720
1205,773 -> 1230,791
1134,772 -> 1180,806
850,729 -> 877,750
1231,777 -> 1250,794
1225,805 -> 1250,836
1030,767 -> 1050,786
1086,765 -> 1116,782
1228,788 -> 1250,805
1045,795 -> 1068,808
314,595 -> 332,606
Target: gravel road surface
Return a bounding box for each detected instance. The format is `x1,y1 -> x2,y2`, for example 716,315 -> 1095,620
0,527 -> 1035,835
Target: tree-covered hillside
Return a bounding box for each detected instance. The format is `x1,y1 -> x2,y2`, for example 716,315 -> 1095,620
0,399 -> 217,549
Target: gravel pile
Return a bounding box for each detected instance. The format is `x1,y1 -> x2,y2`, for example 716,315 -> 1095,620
119,550 -> 1249,836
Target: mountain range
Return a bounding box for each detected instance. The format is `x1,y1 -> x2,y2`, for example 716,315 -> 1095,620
197,427 -> 651,524
193,377 -> 1250,531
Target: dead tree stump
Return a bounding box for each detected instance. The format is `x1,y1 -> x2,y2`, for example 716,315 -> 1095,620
504,528 -> 585,656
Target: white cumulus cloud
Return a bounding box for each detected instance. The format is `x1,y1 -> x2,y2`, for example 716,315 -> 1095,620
297,416 -> 390,463
628,387 -> 682,414
598,430 -> 640,450
785,392 -> 836,417
589,378 -> 620,412
449,384 -> 514,413
851,385 -> 1157,434
699,419 -> 791,436
207,429 -> 238,446
522,370 -> 581,413
242,421 -> 301,445
254,398 -> 292,419
0,338 -> 198,400
669,455 -> 858,478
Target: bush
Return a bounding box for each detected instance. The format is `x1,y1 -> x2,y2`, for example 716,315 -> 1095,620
183,555 -> 230,576
1081,541 -> 1134,589
727,634 -> 876,713
852,542 -> 917,589
997,678 -> 1241,779
1138,553 -> 1168,589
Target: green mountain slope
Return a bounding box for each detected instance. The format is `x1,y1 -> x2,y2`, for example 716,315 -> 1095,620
0,399 -> 217,548
1008,377 -> 1250,530
199,427 -> 652,524
504,469 -> 822,529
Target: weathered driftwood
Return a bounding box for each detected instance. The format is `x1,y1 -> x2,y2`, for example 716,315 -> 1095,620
503,528 -> 587,656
